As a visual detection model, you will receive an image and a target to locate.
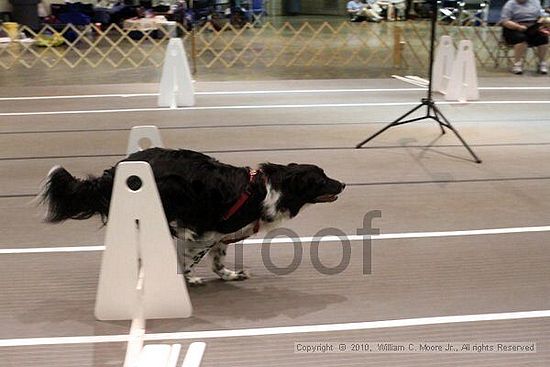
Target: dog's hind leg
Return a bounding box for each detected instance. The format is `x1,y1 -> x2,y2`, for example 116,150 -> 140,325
209,242 -> 250,281
176,239 -> 212,286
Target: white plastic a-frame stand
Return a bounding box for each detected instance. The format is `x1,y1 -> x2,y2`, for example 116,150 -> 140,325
127,126 -> 165,155
127,124 -> 191,291
445,40 -> 479,102
95,160 -> 207,366
158,38 -> 195,108
95,161 -> 192,320
432,35 -> 455,94
128,125 -> 191,286
97,126 -> 205,367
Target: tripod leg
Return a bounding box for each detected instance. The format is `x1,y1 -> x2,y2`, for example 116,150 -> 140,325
436,116 -> 446,135
356,102 -> 426,148
428,104 -> 446,135
438,121 -> 446,135
355,123 -> 396,148
433,105 -> 482,163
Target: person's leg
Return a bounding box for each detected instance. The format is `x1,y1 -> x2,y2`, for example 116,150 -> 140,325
395,0 -> 407,19
513,42 -> 528,63
527,32 -> 548,73
503,27 -> 527,73
405,0 -> 413,19
370,2 -> 383,15
503,28 -> 527,73
537,43 -> 548,60
537,44 -> 548,73
508,42 -> 528,74
363,7 -> 382,21
360,8 -> 380,21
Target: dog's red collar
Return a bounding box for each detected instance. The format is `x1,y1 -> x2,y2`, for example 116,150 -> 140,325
222,168 -> 262,221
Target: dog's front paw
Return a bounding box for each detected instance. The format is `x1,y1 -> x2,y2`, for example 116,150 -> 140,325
186,276 -> 205,286
219,269 -> 250,281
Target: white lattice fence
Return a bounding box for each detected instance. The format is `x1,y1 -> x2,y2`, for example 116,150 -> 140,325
0,20 -> 515,73
0,23 -> 191,69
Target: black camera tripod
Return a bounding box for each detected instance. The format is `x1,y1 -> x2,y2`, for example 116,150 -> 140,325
355,0 -> 482,164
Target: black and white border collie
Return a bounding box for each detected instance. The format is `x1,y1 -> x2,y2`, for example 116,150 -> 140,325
40,148 -> 345,285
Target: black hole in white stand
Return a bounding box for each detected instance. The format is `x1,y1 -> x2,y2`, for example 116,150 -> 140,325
127,176 -> 143,191
138,137 -> 152,150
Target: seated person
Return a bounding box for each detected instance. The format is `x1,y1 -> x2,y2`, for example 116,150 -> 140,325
391,0 -> 407,20
365,0 -> 384,18
500,0 -> 548,74
378,0 -> 407,20
347,0 -> 383,22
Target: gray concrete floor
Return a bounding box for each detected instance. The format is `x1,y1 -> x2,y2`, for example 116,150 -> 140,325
1,77 -> 550,366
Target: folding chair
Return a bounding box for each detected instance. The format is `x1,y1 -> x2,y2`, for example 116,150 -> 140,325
487,0 -> 507,24
438,0 -> 464,24
459,0 -> 490,26
236,0 -> 266,26
250,0 -> 267,26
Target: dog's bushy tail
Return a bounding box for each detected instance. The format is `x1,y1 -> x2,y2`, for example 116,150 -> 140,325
40,166 -> 114,223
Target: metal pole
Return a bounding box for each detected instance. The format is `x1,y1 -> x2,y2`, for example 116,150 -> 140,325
427,0 -> 437,102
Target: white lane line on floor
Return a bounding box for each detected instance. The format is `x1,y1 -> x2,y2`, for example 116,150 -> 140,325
1,309 -> 549,347
482,87 -> 550,90
0,89 -> 422,101
0,93 -> 158,101
0,245 -> 106,254
2,225 -> 549,255
1,100 -> 550,117
0,86 -> 549,101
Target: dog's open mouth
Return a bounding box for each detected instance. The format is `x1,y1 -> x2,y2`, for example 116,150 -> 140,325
315,194 -> 339,203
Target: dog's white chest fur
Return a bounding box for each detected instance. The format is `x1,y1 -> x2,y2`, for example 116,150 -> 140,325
217,183 -> 289,242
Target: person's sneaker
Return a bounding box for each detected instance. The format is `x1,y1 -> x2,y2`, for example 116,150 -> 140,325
539,61 -> 548,75
512,61 -> 523,75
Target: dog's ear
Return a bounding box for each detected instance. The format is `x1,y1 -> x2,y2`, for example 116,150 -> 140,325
283,171 -> 316,195
282,172 -> 300,190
